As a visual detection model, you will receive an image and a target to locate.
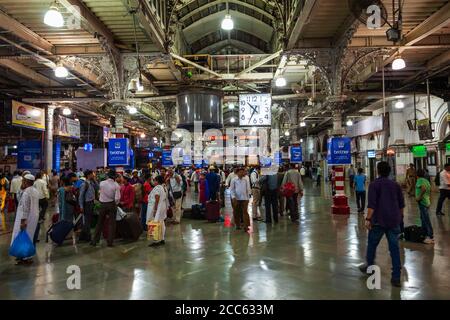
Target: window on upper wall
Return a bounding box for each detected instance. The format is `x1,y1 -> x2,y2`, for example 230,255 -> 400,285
427,151 -> 436,166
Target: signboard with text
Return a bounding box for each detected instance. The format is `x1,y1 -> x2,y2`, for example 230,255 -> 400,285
290,146 -> 302,163
327,137 -> 351,165
12,100 -> 45,131
108,138 -> 130,166
18,140 -> 42,170
411,145 -> 427,158
162,150 -> 174,167
56,115 -> 80,139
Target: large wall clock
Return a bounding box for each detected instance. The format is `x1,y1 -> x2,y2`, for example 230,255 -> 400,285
239,93 -> 272,126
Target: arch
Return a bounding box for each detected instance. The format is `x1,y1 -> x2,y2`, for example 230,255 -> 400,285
198,39 -> 265,54
182,10 -> 274,44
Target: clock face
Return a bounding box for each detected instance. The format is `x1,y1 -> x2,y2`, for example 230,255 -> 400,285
239,94 -> 272,126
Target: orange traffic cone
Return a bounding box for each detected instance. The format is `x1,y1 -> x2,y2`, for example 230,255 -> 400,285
224,214 -> 232,228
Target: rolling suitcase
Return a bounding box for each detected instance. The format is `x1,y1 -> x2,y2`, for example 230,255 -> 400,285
117,213 -> 143,241
47,214 -> 83,245
205,200 -> 220,222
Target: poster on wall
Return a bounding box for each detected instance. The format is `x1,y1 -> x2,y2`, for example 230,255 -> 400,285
108,138 -> 130,166
56,115 -> 81,139
18,140 -> 42,170
327,137 -> 351,165
11,100 -> 45,131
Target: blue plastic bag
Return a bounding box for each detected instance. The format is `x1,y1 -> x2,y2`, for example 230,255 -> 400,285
9,230 -> 36,259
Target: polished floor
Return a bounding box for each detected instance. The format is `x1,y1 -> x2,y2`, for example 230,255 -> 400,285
0,179 -> 449,300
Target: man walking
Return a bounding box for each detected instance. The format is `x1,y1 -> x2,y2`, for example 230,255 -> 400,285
9,171 -> 22,209
282,164 -> 304,223
250,167 -> 262,221
230,167 -> 251,232
360,161 -> 404,287
79,170 -> 97,242
435,162 -> 449,216
260,171 -> 279,224
91,170 -> 121,247
354,168 -> 367,213
33,172 -> 49,243
168,168 -> 183,224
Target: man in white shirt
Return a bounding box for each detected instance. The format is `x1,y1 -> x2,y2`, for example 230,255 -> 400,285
33,172 -> 50,243
91,170 -> 121,247
191,169 -> 200,193
168,169 -> 183,224
10,171 -> 23,208
225,167 -> 238,187
230,167 -> 252,232
436,162 -> 450,216
250,167 -> 262,220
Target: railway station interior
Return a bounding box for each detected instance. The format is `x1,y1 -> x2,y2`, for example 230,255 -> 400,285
0,0 -> 449,300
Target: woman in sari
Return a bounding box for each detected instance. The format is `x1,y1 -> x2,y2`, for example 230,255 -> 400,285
146,175 -> 169,247
198,172 -> 210,207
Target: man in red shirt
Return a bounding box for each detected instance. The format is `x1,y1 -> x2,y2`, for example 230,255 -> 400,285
120,176 -> 135,212
141,173 -> 153,231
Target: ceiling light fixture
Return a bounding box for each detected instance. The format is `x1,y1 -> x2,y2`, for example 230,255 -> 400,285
44,3 -> 64,28
128,106 -> 137,114
300,121 -> 306,127
54,63 -> 68,78
62,107 -> 71,116
221,14 -> 234,31
228,102 -> 235,110
395,100 -> 405,109
275,77 -> 287,87
230,117 -> 235,123
140,133 -> 146,139
300,138 -> 304,143
392,55 -> 406,70
284,130 -> 290,137
346,119 -> 353,126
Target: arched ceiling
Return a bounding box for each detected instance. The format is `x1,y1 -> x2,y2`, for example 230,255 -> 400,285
177,0 -> 279,54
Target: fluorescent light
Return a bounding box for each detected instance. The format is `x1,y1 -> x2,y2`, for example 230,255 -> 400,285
140,133 -> 146,138
395,100 -> 405,109
346,119 -> 353,126
54,65 -> 68,78
275,77 -> 287,87
228,103 -> 235,110
30,109 -> 41,117
284,130 -> 290,136
300,121 -> 306,127
13,145 -> 17,149
74,118 -> 79,122
44,5 -> 64,28
230,117 -> 235,123
221,14 -> 234,31
128,106 -> 137,114
392,57 -> 406,70
160,124 -> 165,129
300,138 -> 303,143
62,107 -> 71,116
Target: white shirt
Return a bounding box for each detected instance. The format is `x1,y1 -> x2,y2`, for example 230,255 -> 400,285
226,172 -> 237,187
230,176 -> 251,200
169,174 -> 182,193
250,171 -> 259,188
10,176 -> 23,194
300,167 -> 306,176
146,184 -> 169,222
34,178 -> 49,200
99,178 -> 121,204
439,170 -> 450,190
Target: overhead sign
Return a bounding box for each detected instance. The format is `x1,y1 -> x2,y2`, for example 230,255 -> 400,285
347,116 -> 383,137
183,155 -> 192,166
108,138 -> 130,166
84,143 -> 93,152
274,152 -> 282,165
327,137 -> 351,165
53,140 -> 61,173
56,115 -> 80,139
411,145 -> 427,158
260,156 -> 272,168
18,140 -> 42,170
12,100 -> 45,131
290,146 -> 302,163
417,119 -> 433,140
162,150 -> 173,167
148,152 -> 154,159
367,150 -> 376,159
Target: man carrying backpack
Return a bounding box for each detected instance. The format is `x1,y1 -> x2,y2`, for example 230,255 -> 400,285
435,162 -> 450,216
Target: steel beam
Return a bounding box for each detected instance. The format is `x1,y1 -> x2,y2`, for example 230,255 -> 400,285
235,50 -> 282,78
287,0 -> 318,50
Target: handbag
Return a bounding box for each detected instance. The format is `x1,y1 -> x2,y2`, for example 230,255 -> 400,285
147,220 -> 163,241
9,230 -> 36,259
172,191 -> 182,199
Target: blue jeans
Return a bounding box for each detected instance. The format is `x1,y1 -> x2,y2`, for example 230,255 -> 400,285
141,203 -> 148,231
366,225 -> 401,280
419,204 -> 433,239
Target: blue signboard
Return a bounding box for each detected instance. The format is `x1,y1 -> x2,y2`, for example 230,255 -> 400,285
108,138 -> 129,166
152,147 -> 163,152
53,140 -> 61,173
183,154 -> 192,166
260,156 -> 272,167
18,140 -> 42,170
148,152 -> 154,159
367,150 -> 376,159
327,137 -> 351,165
290,146 -> 302,163
84,143 -> 93,152
162,149 -> 173,167
274,152 -> 282,165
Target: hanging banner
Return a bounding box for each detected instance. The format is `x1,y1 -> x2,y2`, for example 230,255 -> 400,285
290,146 -> 302,163
327,137 -> 351,165
53,140 -> 61,173
11,100 -> 45,131
55,115 -> 80,139
416,119 -> 433,140
18,140 -> 42,170
108,138 -> 130,166
162,150 -> 174,167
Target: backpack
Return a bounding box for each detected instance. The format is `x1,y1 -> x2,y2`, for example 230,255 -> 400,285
434,171 -> 441,187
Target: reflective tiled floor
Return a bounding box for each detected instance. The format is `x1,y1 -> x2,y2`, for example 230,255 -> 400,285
0,180 -> 449,300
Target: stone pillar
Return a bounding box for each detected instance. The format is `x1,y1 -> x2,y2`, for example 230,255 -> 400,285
45,106 -> 55,174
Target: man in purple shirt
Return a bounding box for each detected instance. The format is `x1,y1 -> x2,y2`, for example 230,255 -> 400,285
359,161 -> 405,287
